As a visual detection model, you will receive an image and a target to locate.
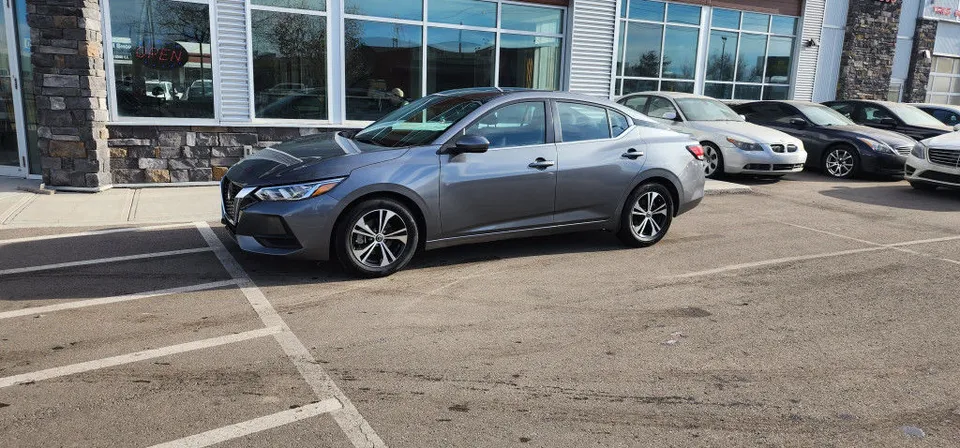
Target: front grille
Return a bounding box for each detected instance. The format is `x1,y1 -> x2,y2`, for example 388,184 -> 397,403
895,145 -> 913,156
221,179 -> 241,223
905,164 -> 916,176
919,170 -> 960,184
744,164 -> 771,170
773,163 -> 804,171
787,144 -> 798,153
770,144 -> 785,153
928,147 -> 960,167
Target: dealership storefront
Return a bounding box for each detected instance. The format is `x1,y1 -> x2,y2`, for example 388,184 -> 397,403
4,0 -> 821,189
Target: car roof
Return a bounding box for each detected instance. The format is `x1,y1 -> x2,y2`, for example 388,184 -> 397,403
621,91 -> 705,100
909,103 -> 960,110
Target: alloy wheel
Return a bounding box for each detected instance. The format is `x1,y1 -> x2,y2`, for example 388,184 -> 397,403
631,191 -> 669,241
825,149 -> 854,178
350,209 -> 409,268
704,146 -> 720,177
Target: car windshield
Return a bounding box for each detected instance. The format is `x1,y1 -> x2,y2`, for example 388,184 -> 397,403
886,103 -> 947,128
354,95 -> 487,147
795,103 -> 853,126
675,98 -> 742,121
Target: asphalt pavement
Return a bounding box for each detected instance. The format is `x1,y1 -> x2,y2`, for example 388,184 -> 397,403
1,171 -> 959,447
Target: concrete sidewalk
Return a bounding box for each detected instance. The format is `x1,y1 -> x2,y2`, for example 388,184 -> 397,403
0,177 -> 749,228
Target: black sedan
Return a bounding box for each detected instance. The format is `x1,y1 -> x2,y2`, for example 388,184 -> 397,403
822,99 -> 953,141
733,101 -> 917,179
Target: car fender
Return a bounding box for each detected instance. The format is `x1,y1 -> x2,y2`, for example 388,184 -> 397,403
610,168 -> 686,231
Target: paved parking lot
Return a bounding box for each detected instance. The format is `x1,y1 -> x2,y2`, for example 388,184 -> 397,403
1,171 -> 960,447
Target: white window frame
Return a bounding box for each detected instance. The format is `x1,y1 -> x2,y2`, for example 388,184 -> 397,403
926,55 -> 960,105
102,0 -> 223,125
615,0 -> 702,96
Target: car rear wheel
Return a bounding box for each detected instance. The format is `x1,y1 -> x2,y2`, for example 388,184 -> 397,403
910,181 -> 938,191
335,198 -> 419,278
703,143 -> 724,179
617,183 -> 674,248
823,146 -> 858,179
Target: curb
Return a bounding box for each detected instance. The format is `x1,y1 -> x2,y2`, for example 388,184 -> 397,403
704,182 -> 753,196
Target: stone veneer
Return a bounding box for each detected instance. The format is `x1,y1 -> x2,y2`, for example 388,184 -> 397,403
107,126 -> 344,184
902,19 -> 938,103
836,0 -> 903,100
27,0 -> 111,189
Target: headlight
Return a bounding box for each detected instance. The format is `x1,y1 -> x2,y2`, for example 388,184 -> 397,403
911,142 -> 926,159
857,138 -> 895,155
254,178 -> 344,201
726,137 -> 764,152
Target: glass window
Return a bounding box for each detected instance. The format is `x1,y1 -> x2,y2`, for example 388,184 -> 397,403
344,20 -> 422,121
426,28 -> 494,94
354,94 -> 487,147
252,0 -> 323,10
622,96 -> 649,113
629,0 -> 665,22
610,110 -> 631,136
662,26 -> 698,79
667,4 -> 700,25
703,83 -> 733,99
862,106 -> 894,124
251,9 -> 327,120
928,109 -> 960,126
765,37 -> 794,84
763,85 -> 789,100
499,35 -> 561,90
646,97 -> 677,120
429,0 -> 496,28
771,16 -> 797,35
712,9 -> 740,29
828,102 -> 855,118
344,0 -> 422,20
661,81 -> 694,93
621,79 -> 657,95
558,102 -> 611,142
706,31 -> 737,82
465,102 -> 546,148
501,4 -> 563,34
109,0 -> 214,118
623,22 -> 663,77
741,13 -> 769,32
737,33 -> 767,83
927,56 -> 960,105
734,84 -> 761,100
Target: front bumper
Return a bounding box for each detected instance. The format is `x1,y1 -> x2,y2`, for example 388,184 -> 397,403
860,151 -> 907,175
723,145 -> 808,175
905,153 -> 960,188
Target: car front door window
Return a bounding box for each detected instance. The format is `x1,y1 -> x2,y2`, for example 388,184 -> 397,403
863,106 -> 895,125
646,97 -> 679,121
622,96 -> 649,114
465,102 -> 547,149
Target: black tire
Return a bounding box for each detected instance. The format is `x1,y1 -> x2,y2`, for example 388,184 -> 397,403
910,181 -> 938,191
822,145 -> 859,179
617,183 -> 674,248
703,142 -> 724,179
334,198 -> 420,278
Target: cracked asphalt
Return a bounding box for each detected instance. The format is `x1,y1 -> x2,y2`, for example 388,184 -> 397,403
1,170 -> 960,447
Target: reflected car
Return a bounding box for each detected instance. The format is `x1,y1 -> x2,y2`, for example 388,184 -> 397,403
733,101 -> 917,179
823,100 -> 954,141
618,92 -> 806,179
910,103 -> 960,129
221,88 -> 706,277
906,133 -> 960,190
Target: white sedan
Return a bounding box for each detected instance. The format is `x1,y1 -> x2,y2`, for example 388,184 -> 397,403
906,133 -> 960,190
618,92 -> 807,178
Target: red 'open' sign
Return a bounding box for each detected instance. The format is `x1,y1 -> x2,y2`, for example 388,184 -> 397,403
131,42 -> 189,70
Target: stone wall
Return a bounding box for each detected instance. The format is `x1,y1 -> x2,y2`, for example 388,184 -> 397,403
27,0 -> 111,189
836,0 -> 903,100
107,126 -> 343,184
902,19 -> 938,103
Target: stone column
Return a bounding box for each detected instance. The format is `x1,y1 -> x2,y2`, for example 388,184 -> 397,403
836,0 -> 903,100
26,0 -> 110,189
902,19 -> 938,103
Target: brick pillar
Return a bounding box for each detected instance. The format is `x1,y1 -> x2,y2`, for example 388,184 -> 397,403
836,0 -> 903,100
902,19 -> 938,103
27,0 -> 111,189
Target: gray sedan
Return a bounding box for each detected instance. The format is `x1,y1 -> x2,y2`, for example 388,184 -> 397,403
221,88 -> 706,277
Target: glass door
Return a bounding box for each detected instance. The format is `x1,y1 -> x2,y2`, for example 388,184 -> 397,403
0,0 -> 28,177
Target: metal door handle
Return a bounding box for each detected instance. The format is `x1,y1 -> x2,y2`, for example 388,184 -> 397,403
529,158 -> 555,169
621,148 -> 644,159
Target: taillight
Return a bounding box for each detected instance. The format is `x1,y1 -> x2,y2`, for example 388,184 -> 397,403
686,144 -> 705,161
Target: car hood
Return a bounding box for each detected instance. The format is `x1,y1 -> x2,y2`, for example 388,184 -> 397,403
688,120 -> 799,144
922,131 -> 960,149
224,132 -> 408,187
827,125 -> 916,148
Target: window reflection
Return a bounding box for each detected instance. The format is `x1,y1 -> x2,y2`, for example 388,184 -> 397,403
737,33 -> 766,83
628,0 -> 664,22
252,10 -> 327,120
426,27 -> 494,94
110,0 -> 213,118
345,0 -> 422,20
706,31 -> 737,82
501,4 -> 563,34
621,79 -> 658,95
251,0 -> 324,10
429,0 -> 495,28
623,22 -> 662,78
499,34 -> 560,90
662,26 -> 698,79
765,36 -> 793,84
345,20 -> 422,121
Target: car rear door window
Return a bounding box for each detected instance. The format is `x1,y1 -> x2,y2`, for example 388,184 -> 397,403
464,102 -> 547,149
609,110 -> 630,137
558,102 -> 612,142
622,96 -> 649,113
646,97 -> 678,120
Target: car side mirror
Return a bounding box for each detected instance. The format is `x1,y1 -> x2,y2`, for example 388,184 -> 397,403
738,114 -> 747,121
661,111 -> 678,121
452,134 -> 490,154
952,124 -> 960,131
790,118 -> 808,128
879,117 -> 897,127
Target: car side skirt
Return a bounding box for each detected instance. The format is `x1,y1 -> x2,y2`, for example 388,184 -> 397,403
424,219 -> 608,251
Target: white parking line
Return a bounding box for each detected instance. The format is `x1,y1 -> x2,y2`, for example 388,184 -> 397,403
0,223 -> 196,246
0,280 -> 239,320
0,248 -> 212,276
147,398 -> 342,448
782,223 -> 960,266
670,246 -> 888,279
0,326 -> 282,388
194,222 -> 387,448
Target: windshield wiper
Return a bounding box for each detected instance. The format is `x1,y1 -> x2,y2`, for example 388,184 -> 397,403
353,136 -> 379,146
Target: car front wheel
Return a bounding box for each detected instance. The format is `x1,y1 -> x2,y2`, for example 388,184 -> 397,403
823,146 -> 858,179
335,198 -> 419,278
703,143 -> 724,179
617,183 -> 674,248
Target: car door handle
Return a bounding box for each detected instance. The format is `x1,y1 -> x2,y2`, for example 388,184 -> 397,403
528,158 -> 555,169
621,148 -> 644,159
